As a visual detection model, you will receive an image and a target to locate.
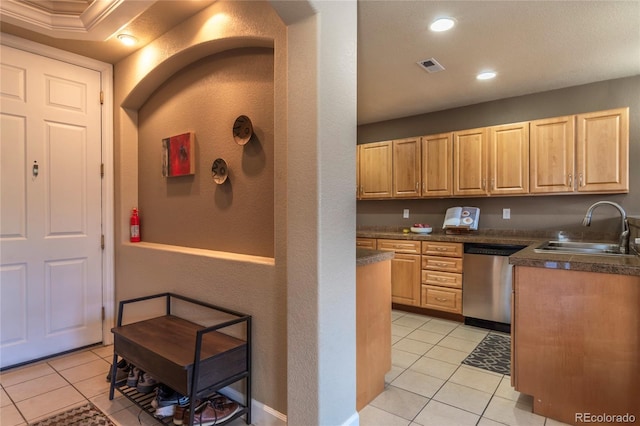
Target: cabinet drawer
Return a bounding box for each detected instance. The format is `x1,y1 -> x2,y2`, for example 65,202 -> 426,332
377,239 -> 421,254
422,255 -> 463,273
422,241 -> 463,257
356,238 -> 376,249
421,285 -> 462,314
421,270 -> 462,289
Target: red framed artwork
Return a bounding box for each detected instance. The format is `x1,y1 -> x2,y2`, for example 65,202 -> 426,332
162,132 -> 195,177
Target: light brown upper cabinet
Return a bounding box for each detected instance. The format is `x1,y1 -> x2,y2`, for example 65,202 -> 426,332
530,108 -> 629,194
530,115 -> 575,194
358,141 -> 393,199
489,122 -> 530,195
421,133 -> 453,197
392,137 -> 421,198
357,107 -> 628,200
454,124 -> 529,196
453,127 -> 489,196
576,107 -> 629,193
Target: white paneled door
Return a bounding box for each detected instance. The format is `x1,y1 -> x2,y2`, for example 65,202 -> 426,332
1,45 -> 103,369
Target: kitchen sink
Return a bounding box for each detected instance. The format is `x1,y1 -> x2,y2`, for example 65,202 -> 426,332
533,240 -> 627,256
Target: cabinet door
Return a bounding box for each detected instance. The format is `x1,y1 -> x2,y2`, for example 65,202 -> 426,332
576,108 -> 629,193
421,133 -> 452,197
489,122 -> 530,195
359,141 -> 393,198
453,128 -> 488,196
390,253 -> 421,306
392,137 -> 421,198
530,116 -> 575,194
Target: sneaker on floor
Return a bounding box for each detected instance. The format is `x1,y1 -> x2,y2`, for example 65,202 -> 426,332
152,385 -> 189,418
136,371 -> 159,394
126,366 -> 141,387
174,396 -> 239,426
106,359 -> 129,383
173,401 -> 200,426
153,385 -> 189,407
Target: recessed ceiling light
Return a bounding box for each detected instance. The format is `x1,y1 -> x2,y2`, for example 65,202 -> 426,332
117,34 -> 138,46
477,71 -> 497,80
430,18 -> 455,32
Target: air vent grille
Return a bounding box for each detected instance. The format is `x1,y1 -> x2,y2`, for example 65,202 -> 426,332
417,57 -> 445,73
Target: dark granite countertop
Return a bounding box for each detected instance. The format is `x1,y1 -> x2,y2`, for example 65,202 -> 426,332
356,227 -> 640,277
356,248 -> 394,266
508,244 -> 640,276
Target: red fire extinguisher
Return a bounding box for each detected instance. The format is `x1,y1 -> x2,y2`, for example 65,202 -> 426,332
130,208 -> 141,242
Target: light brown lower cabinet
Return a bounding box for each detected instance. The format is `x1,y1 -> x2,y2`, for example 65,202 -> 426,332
356,238 -> 376,249
376,239 -> 421,306
512,266 -> 640,425
356,258 -> 391,411
421,242 -> 463,314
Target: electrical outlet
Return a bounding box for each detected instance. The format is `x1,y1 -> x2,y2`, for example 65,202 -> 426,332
403,209 -> 409,219
503,208 -> 511,219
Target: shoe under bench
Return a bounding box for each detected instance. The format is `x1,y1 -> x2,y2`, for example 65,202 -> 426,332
108,292 -> 251,426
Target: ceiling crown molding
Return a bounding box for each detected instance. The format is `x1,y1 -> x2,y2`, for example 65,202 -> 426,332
0,0 -> 155,41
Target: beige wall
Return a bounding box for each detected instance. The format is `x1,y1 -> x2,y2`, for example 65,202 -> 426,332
113,1 -> 360,424
357,76 -> 640,235
138,47 -> 275,257
113,0 -> 288,414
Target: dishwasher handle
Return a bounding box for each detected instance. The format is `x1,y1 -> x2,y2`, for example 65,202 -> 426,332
464,243 -> 526,256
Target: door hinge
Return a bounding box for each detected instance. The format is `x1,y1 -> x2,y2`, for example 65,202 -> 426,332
100,163 -> 104,178
100,91 -> 104,105
102,306 -> 105,321
101,234 -> 105,249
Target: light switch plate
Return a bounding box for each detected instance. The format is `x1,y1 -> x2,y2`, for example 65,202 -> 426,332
403,209 -> 409,219
503,208 -> 511,219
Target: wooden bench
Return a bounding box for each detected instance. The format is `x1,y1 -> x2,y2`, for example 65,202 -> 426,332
108,293 -> 251,426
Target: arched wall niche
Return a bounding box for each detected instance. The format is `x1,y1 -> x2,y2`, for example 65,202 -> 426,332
122,36 -> 274,110
121,37 -> 276,258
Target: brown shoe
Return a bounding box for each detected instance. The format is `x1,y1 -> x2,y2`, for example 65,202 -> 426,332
174,396 -> 239,426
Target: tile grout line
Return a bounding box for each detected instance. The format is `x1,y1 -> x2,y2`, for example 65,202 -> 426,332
389,314 -> 488,425
386,312 -> 523,426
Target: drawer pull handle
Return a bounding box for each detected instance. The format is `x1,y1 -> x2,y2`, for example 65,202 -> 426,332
435,297 -> 449,302
435,263 -> 449,267
435,247 -> 448,251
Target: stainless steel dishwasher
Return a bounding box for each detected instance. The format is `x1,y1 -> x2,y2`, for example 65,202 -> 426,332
462,243 -> 526,333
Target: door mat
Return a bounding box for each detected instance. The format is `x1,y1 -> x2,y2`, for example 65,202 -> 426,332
462,332 -> 511,375
29,402 -> 115,426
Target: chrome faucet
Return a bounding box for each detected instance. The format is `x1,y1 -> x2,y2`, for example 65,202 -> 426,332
582,201 -> 629,254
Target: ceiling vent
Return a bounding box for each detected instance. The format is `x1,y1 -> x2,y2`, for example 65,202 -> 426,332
417,58 -> 445,73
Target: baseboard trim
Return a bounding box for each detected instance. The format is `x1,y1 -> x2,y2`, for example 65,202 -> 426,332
341,411 -> 360,426
222,387 -> 287,426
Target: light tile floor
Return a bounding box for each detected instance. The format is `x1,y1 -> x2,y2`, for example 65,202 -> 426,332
360,310 -> 570,426
0,310 -> 570,426
0,344 -> 247,426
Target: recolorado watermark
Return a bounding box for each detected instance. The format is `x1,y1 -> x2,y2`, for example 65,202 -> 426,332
576,413 -> 636,423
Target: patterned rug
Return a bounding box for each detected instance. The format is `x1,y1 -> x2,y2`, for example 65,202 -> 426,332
30,402 -> 114,426
462,332 -> 511,375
